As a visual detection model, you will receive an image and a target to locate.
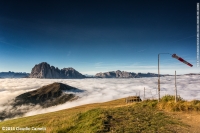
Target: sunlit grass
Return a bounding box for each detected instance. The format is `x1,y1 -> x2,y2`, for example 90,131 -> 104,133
0,95 -> 199,133
157,95 -> 200,112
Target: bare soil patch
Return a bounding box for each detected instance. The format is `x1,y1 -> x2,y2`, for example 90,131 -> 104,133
166,111 -> 200,133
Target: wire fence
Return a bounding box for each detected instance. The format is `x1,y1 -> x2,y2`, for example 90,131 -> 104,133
125,88 -> 159,101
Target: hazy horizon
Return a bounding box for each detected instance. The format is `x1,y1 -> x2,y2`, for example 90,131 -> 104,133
0,64 -> 199,76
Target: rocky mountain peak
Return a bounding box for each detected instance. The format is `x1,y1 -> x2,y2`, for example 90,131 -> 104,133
95,70 -> 160,78
29,62 -> 85,79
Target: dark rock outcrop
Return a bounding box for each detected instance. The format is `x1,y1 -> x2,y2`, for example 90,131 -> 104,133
29,62 -> 86,79
0,83 -> 83,121
95,70 -> 162,78
14,82 -> 82,107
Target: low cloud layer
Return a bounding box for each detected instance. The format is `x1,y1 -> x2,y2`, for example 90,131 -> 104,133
0,75 -> 199,120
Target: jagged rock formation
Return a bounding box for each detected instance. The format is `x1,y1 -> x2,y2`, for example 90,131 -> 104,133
29,62 -> 86,79
95,70 -> 136,78
0,71 -> 30,78
95,70 -> 161,78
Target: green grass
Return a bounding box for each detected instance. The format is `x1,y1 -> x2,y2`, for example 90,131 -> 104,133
101,104 -> 187,133
0,95 -> 199,133
157,95 -> 200,112
57,108 -> 103,133
0,99 -> 126,133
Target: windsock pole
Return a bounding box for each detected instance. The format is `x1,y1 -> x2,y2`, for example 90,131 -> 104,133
175,70 -> 177,103
157,53 -> 193,103
158,53 -> 170,102
158,54 -> 160,102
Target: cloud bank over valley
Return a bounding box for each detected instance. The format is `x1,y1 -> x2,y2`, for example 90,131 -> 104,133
0,75 -> 199,120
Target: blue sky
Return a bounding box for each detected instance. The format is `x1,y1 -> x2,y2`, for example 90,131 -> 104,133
0,0 -> 199,75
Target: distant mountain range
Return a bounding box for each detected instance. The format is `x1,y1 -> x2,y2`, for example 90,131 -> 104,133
95,70 -> 166,78
0,71 -> 29,78
1,62 -> 199,79
184,73 -> 200,75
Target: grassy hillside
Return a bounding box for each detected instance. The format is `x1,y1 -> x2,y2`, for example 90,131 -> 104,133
0,95 -> 199,133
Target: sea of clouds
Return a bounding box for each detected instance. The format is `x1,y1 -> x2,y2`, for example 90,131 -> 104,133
0,75 -> 199,120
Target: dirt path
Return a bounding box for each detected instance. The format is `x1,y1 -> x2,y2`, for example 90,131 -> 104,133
167,111 -> 200,133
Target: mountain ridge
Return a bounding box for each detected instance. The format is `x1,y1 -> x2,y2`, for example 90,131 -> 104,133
0,71 -> 29,78
0,82 -> 82,121
29,62 -> 86,79
14,82 -> 81,107
95,70 -> 166,78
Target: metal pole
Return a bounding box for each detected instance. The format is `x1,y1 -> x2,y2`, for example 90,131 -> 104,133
158,54 -> 160,102
157,53 -> 170,102
139,90 -> 140,97
139,91 -> 140,102
175,70 -> 177,102
144,87 -> 145,100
